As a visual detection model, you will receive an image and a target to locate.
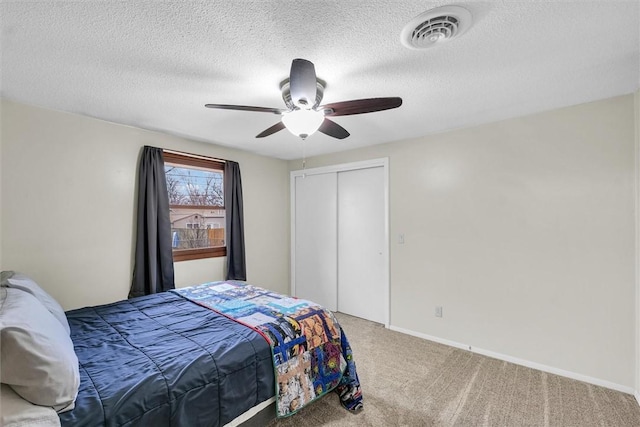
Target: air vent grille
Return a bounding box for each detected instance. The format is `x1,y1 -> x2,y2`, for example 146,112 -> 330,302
401,6 -> 472,50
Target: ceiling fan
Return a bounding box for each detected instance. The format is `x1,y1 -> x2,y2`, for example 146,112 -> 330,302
205,59 -> 402,140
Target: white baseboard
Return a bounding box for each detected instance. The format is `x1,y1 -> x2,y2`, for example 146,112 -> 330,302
388,325 -> 635,396
224,396 -> 275,427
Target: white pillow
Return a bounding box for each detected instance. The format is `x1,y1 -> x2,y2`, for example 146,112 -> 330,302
0,287 -> 79,413
0,271 -> 70,335
0,384 -> 61,427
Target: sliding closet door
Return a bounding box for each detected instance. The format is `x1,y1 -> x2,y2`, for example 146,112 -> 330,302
293,173 -> 338,311
337,166 -> 386,324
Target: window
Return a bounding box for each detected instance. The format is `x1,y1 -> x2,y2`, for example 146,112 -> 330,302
164,151 -> 226,262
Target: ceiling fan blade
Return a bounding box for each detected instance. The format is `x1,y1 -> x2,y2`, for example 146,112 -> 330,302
318,118 -> 350,140
289,59 -> 317,109
321,97 -> 403,117
256,121 -> 286,138
205,104 -> 283,114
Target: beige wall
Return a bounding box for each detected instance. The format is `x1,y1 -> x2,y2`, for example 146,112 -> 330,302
0,100 -> 3,269
0,99 -> 290,310
636,89 -> 640,397
291,95 -> 637,389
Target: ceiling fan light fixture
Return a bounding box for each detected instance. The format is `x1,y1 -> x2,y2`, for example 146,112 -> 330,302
282,109 -> 325,139
205,59 -> 402,140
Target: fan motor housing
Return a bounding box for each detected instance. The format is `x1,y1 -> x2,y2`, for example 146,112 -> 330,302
280,79 -> 325,110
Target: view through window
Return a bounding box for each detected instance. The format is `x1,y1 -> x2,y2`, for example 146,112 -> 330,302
164,151 -> 226,261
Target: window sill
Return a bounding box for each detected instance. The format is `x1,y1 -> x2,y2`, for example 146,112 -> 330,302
172,247 -> 227,262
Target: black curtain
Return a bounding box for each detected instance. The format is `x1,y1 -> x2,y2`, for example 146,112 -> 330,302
224,161 -> 246,280
129,146 -> 175,297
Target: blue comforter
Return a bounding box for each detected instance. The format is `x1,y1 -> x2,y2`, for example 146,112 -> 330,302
59,292 -> 274,427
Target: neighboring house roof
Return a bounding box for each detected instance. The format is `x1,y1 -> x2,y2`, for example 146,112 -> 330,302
170,213 -> 224,225
171,213 -> 198,223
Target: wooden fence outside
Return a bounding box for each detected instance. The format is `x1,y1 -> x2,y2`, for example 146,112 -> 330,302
208,228 -> 225,247
172,227 -> 225,249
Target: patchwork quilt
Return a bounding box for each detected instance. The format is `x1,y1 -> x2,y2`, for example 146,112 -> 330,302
173,281 -> 363,417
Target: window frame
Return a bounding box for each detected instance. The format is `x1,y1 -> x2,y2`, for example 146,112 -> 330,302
163,150 -> 227,262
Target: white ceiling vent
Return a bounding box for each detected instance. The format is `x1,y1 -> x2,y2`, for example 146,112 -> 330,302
401,6 -> 472,50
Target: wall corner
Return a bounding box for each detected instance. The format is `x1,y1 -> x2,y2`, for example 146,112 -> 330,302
635,89 -> 640,401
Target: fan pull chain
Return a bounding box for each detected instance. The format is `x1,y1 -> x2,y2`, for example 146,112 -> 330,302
301,138 -> 307,177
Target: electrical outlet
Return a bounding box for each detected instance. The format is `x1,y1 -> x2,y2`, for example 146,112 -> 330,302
398,233 -> 405,244
435,306 -> 443,317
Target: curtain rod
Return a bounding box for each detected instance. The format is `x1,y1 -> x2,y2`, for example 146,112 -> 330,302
163,148 -> 227,163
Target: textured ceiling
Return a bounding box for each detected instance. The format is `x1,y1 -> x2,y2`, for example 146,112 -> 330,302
1,1 -> 638,160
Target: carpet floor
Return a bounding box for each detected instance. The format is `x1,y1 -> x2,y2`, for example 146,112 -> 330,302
267,312 -> 640,427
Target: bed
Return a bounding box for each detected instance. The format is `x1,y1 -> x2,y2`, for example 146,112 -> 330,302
0,272 -> 362,427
